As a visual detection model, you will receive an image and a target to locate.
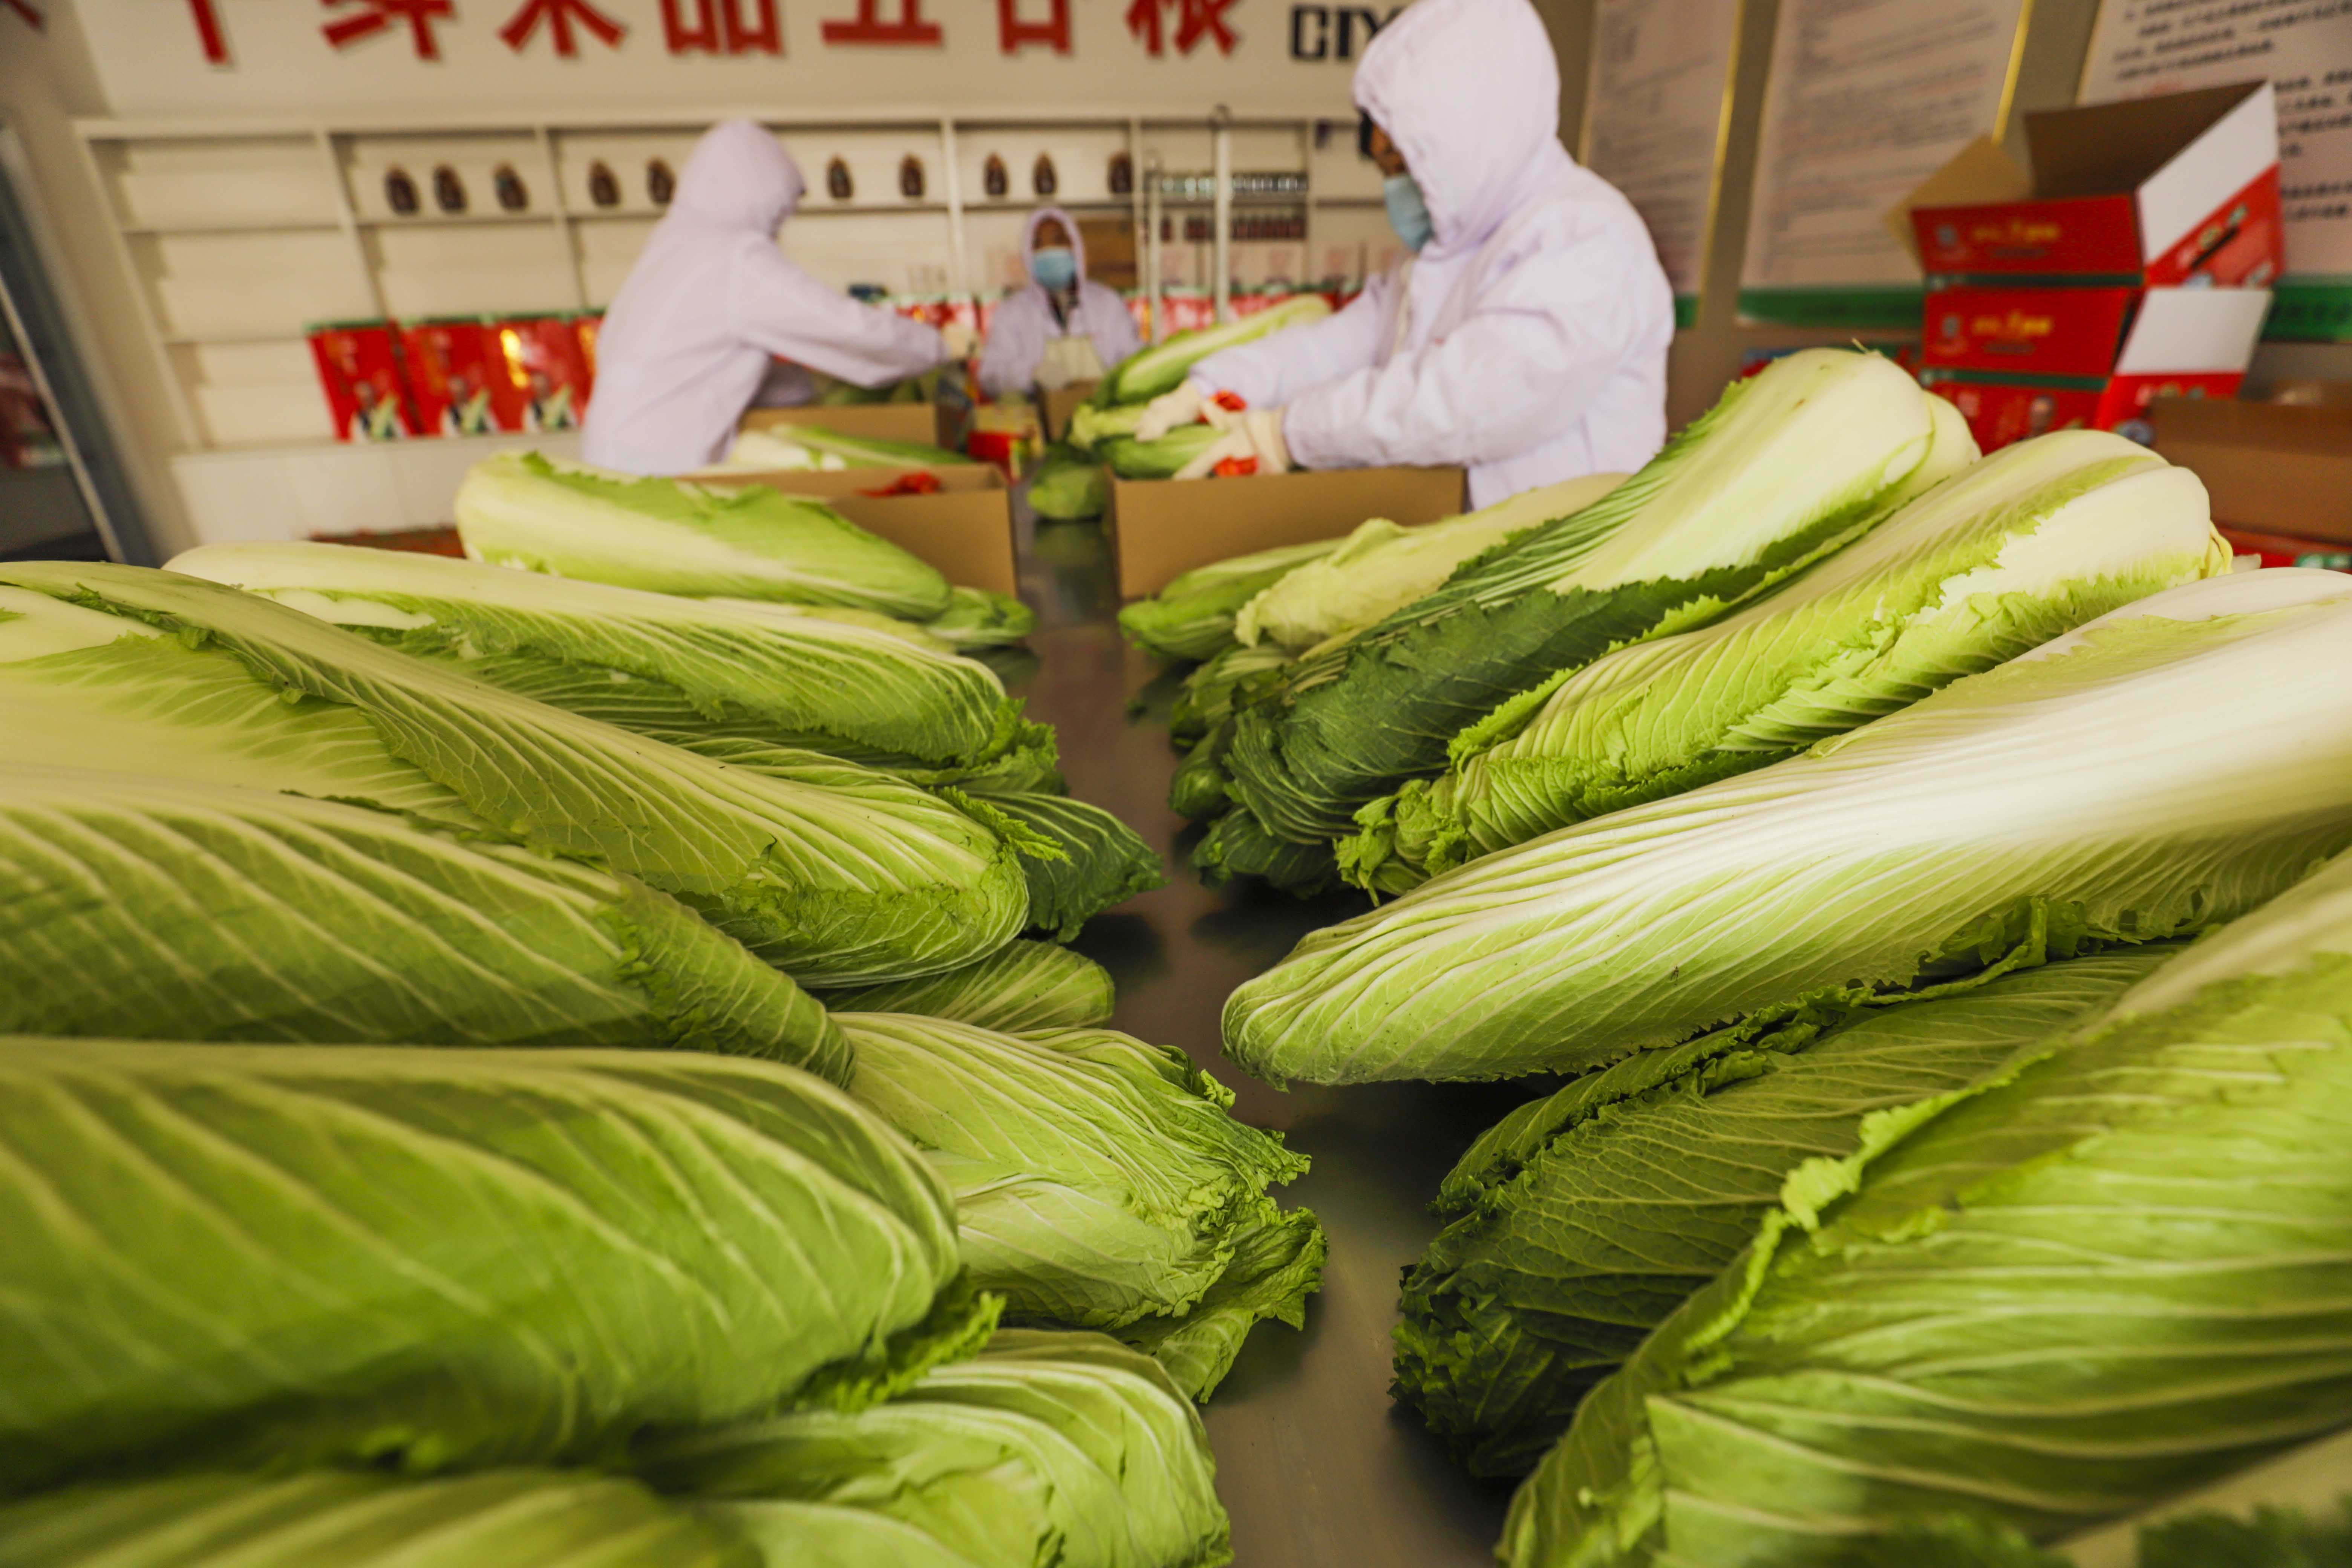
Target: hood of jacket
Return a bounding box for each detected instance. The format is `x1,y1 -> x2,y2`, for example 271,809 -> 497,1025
1021,205 -> 1089,282
671,118 -> 805,233
1354,0 -> 1569,254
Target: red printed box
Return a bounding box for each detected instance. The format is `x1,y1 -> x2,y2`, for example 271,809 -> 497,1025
309,320 -> 419,442
492,314 -> 592,431
1926,373 -> 2245,454
400,318 -> 523,437
1900,81 -> 2281,288
1921,287 -> 2269,453
1922,285 -> 2139,377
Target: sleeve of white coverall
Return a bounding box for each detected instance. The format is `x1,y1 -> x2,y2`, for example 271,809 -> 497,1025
1181,278 -> 1390,409
975,291 -> 1047,398
1282,232 -> 1644,471
732,245 -> 947,387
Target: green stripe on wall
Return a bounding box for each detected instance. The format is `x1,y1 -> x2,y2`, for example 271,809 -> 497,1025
1736,286 -> 1923,329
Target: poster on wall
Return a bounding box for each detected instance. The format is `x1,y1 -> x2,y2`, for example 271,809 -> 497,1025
1580,0 -> 1741,329
1737,0 -> 2029,328
2079,0 -> 2352,341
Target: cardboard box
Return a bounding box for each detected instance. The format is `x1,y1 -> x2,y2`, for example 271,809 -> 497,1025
739,401 -> 959,453
2149,398 -> 2352,545
308,320 -> 420,441
1920,286 -> 2270,452
1040,382 -> 1099,442
701,464 -> 1017,596
1923,284 -> 2272,379
1108,466 -> 1467,600
1899,81 -> 2282,286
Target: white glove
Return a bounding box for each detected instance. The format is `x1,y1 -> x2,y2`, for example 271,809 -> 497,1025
939,322 -> 978,360
1134,380 -> 1207,443
1174,408 -> 1291,480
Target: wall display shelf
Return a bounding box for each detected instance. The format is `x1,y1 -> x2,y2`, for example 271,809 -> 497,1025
77,112 -> 1401,459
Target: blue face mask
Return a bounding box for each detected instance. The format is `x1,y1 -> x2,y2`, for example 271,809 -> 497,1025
1384,174 -> 1433,254
1031,247 -> 1077,289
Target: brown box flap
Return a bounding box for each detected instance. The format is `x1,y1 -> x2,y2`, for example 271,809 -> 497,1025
1108,465 -> 1468,600
2024,81 -> 2266,201
2151,397 -> 2352,545
702,469 -> 1017,595
1040,383 -> 1099,442
1886,135 -> 2032,264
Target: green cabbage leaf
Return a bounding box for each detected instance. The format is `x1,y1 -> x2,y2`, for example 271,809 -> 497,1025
1225,570 -> 2352,1086
456,452 -> 952,618
814,941 -> 1116,1032
0,1039 -> 982,1495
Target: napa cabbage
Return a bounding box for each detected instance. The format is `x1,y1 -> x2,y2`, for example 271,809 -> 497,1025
0,764 -> 846,1074
1094,294 -> 1332,406
1344,430 -> 2229,890
1231,472 -> 1629,652
1225,570 -> 2352,1086
1393,946 -> 2179,1476
1504,839 -> 2352,1567
165,542 -> 1036,771
0,1039 -> 985,1495
0,563 -> 1029,984
838,1012 -> 1320,1397
814,940 -> 1116,1032
455,452 -> 952,619
1117,538 -> 1345,663
1212,349 -> 1972,853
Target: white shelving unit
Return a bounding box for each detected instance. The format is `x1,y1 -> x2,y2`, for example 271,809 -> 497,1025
77,109 -> 1397,456
70,108 -> 1395,545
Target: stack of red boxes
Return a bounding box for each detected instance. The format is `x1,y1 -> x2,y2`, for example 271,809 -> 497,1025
308,314 -> 601,443
1906,82 -> 2280,453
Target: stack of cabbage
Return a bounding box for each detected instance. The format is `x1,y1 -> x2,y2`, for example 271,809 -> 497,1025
1120,349 -> 1979,891
1038,294 -> 1338,517
1210,450 -> 2352,1566
0,475 -> 1323,1561
0,1038 -> 1236,1568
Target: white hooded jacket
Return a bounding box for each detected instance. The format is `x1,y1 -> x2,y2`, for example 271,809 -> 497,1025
975,207 -> 1142,398
1184,0 -> 1673,507
581,120 -> 947,475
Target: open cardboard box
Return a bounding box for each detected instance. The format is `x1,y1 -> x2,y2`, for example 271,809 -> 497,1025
1040,382 -> 1100,443
1108,465 -> 1467,601
2148,397 -> 2352,547
1891,81 -> 2280,286
739,401 -> 962,453
700,464 -> 1018,596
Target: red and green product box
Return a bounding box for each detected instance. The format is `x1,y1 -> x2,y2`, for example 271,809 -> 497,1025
1903,81 -> 2282,452
399,318 -> 522,437
308,320 -> 420,442
492,314 -> 593,431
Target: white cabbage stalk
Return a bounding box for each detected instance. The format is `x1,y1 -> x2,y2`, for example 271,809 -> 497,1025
1348,429 -> 2229,888
455,450 -> 951,619
1231,471 -> 1630,652
1223,568 -> 2352,1086
168,542 -> 1016,764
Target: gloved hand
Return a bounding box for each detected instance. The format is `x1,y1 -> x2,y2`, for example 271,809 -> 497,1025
1174,408 -> 1291,480
1133,380 -> 1207,443
939,322 -> 978,360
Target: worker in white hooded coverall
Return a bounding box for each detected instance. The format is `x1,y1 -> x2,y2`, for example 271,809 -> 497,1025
1133,0 -> 1673,507
582,119 -> 950,476
976,208 -> 1142,398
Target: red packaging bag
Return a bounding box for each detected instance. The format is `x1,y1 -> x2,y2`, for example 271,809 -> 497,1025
493,314 -> 593,432
309,320 -> 419,442
400,319 -> 521,437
